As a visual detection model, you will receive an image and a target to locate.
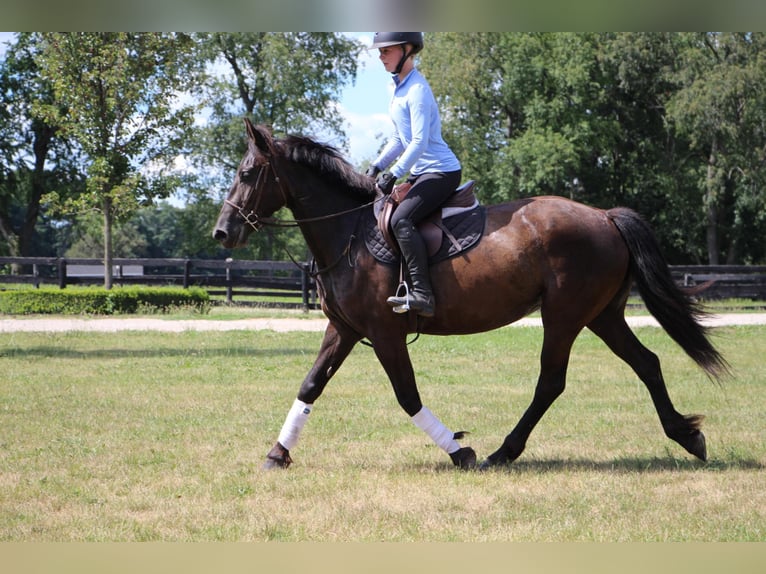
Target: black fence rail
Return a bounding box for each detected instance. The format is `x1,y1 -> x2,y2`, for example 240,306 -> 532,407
2,258 -> 766,307
0,257 -> 318,309
669,265 -> 766,301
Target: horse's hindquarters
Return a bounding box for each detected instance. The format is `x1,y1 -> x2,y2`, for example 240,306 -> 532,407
424,198 -> 630,334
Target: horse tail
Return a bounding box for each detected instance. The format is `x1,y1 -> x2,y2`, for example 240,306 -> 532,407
607,207 -> 729,381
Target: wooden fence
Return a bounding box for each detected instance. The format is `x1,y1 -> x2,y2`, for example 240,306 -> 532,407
0,257 -> 318,309
2,257 -> 766,307
669,265 -> 766,301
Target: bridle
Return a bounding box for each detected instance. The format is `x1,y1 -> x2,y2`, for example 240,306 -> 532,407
224,159 -> 381,232
223,156 -> 385,279
223,161 -> 289,231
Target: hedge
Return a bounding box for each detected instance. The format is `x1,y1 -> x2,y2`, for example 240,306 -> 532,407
0,286 -> 210,315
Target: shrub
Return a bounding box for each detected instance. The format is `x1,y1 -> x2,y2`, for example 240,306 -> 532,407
0,286 -> 210,315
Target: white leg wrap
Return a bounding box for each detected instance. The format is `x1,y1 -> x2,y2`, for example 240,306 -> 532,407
411,406 -> 460,454
277,399 -> 313,451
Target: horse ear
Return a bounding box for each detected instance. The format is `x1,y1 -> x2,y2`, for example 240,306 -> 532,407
244,118 -> 271,156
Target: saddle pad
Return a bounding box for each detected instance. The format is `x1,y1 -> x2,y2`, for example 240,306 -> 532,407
363,204 -> 486,266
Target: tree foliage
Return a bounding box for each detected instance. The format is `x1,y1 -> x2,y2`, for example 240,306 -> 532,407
187,33 -> 362,260
0,33 -> 84,259
420,32 -> 766,264
665,32 -> 766,264
2,33 -> 765,265
33,32 -> 200,286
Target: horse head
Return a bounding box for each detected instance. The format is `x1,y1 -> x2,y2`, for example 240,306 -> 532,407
213,118 -> 377,250
212,119 -> 286,248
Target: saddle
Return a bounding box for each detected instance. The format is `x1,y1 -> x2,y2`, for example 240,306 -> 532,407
366,181 -> 485,266
376,181 -> 479,257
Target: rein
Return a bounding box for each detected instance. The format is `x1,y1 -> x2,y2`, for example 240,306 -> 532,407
224,150 -> 422,348
226,159 -> 380,278
225,161 -> 381,231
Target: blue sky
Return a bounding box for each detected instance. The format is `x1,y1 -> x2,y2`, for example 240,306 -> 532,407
333,32 -> 394,166
0,32 -> 393,167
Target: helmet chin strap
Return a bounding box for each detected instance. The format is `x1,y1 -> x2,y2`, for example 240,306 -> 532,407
393,45 -> 412,75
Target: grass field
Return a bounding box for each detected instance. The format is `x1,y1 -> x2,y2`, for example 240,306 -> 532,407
0,321 -> 764,541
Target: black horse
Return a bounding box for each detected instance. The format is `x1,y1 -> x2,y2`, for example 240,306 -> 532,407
213,120 -> 728,470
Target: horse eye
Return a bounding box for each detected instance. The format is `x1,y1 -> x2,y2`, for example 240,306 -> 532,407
240,169 -> 253,182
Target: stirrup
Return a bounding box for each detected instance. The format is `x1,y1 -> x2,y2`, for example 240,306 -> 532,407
388,281 -> 411,314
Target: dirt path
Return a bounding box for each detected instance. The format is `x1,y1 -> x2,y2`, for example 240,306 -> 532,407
1,313 -> 765,333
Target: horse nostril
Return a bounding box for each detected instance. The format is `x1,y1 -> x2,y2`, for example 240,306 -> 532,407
213,228 -> 227,241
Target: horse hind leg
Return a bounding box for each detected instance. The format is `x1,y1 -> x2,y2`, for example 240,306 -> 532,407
587,311 -> 707,461
481,325 -> 580,469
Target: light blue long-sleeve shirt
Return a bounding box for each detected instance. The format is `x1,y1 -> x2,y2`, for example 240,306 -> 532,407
373,68 -> 461,179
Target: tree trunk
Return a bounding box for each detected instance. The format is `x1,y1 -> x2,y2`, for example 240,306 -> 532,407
103,196 -> 114,290
19,123 -> 56,257
705,203 -> 719,265
705,137 -> 720,265
0,218 -> 19,257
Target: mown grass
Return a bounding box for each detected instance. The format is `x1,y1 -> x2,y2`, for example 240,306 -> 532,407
0,323 -> 763,541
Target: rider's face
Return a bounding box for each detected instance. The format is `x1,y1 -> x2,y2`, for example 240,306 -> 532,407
378,45 -> 406,74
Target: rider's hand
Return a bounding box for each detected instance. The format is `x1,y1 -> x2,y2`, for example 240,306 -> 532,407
376,172 -> 396,195
365,165 -> 381,178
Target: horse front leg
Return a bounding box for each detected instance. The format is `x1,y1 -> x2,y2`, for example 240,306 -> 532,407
264,321 -> 360,469
373,338 -> 477,469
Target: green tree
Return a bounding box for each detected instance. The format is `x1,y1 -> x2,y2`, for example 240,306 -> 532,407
190,33 -> 362,260
130,200 -> 229,260
0,32 -> 84,259
421,33 -> 610,203
595,32 -> 702,262
417,33 -> 509,204
64,212 -> 148,259
34,32 -> 200,287
666,32 -> 766,264
421,33 -> 766,264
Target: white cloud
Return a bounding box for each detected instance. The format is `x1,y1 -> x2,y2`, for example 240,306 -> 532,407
341,105 -> 392,167
333,32 -> 395,167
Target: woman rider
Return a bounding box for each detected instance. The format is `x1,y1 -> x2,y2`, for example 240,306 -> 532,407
366,32 -> 462,318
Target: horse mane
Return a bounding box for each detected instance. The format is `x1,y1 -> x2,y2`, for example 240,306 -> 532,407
278,134 -> 377,201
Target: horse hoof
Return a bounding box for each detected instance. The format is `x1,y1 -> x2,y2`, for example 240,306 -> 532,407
263,443 -> 293,469
449,446 -> 477,469
669,420 -> 707,462
262,456 -> 291,470
477,450 -> 511,471
686,430 -> 707,462
477,459 -> 494,471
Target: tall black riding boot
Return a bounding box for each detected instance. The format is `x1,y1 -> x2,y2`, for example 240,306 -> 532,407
386,219 -> 435,317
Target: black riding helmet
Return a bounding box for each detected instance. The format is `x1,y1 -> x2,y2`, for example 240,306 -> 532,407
370,32 -> 424,75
